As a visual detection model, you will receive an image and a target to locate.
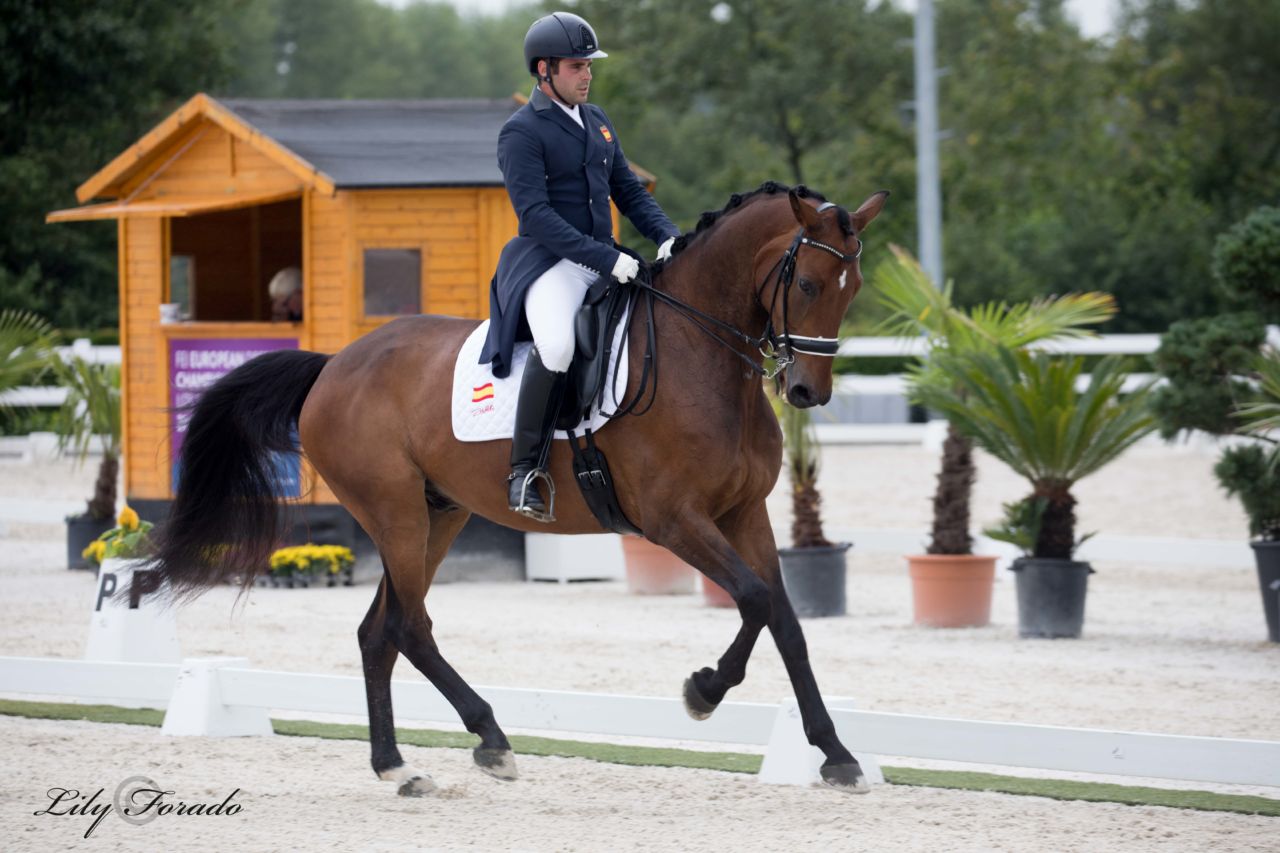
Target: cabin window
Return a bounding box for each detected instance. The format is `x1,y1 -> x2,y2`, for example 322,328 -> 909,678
168,198 -> 302,322
363,248 -> 422,316
168,255 -> 194,320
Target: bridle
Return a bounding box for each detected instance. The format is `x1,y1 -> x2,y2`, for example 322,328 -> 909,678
609,204 -> 861,417
760,203 -> 863,375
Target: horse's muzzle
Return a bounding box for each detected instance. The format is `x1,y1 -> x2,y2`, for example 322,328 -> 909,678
786,382 -> 829,409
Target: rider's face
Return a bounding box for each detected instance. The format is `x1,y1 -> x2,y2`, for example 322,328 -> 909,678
543,58 -> 592,106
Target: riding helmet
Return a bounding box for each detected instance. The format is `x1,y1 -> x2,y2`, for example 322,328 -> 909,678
523,12 -> 608,75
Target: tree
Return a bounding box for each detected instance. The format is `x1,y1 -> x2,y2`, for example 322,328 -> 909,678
0,1 -> 237,330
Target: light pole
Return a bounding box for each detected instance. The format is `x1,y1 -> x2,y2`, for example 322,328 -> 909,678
914,0 -> 944,288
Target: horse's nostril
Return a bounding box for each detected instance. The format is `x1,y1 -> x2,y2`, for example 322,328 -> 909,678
789,385 -> 815,408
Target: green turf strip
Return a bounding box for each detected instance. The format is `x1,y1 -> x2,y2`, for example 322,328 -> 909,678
2,699 -> 1276,817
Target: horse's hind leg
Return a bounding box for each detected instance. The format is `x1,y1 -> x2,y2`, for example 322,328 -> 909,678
359,575 -> 435,796
379,505 -> 518,783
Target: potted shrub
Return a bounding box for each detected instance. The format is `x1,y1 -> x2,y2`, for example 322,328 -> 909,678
873,247 -> 1116,627
1150,205 -> 1280,641
775,398 -> 848,618
53,355 -> 122,569
915,346 -> 1156,638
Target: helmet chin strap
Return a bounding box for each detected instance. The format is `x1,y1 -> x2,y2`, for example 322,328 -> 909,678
541,59 -> 571,106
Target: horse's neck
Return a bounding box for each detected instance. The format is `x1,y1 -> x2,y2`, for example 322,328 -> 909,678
656,201 -> 782,341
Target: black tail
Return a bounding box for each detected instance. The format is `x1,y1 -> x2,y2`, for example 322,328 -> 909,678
148,349 -> 330,602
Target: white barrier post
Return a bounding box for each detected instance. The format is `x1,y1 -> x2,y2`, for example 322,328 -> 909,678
758,698 -> 884,787
85,558 -> 181,663
161,658 -> 273,737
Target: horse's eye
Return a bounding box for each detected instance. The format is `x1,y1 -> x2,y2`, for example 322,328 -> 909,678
798,277 -> 818,297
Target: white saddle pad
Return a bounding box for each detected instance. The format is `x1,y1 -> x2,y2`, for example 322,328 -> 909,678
452,318 -> 630,442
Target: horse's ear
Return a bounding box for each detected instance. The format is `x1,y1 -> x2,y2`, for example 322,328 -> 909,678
789,190 -> 822,231
852,190 -> 890,232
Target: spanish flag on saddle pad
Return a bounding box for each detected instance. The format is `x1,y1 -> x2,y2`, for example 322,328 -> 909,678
472,383 -> 494,403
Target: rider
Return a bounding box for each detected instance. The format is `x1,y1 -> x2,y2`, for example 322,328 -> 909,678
479,11 -> 681,522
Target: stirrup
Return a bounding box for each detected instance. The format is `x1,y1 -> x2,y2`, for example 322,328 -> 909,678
510,468 -> 556,523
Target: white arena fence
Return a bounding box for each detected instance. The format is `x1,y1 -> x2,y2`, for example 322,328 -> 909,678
2,655 -> 1277,789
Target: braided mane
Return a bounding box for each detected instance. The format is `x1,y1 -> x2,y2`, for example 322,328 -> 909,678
652,181 -> 852,275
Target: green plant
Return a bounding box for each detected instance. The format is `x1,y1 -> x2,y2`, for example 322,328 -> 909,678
1151,205 -> 1280,542
984,497 -> 1096,559
772,396 -> 831,549
52,356 -> 121,522
872,246 -> 1116,555
1210,206 -> 1280,317
0,309 -> 57,413
82,506 -> 153,567
915,347 -> 1155,560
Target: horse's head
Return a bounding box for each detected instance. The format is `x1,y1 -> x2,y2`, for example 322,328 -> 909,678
768,189 -> 888,408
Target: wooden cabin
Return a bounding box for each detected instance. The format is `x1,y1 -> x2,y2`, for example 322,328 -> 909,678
49,93 -> 656,539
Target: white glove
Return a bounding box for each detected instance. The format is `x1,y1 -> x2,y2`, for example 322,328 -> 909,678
612,252 -> 640,283
656,236 -> 676,261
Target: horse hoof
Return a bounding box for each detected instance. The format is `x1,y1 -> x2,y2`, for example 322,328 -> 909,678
820,762 -> 870,794
474,748 -> 518,781
682,672 -> 718,721
396,774 -> 437,797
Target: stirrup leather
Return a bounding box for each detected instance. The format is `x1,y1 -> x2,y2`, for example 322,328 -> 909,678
509,468 -> 556,523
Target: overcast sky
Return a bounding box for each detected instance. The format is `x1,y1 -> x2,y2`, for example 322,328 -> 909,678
380,0 -> 1120,38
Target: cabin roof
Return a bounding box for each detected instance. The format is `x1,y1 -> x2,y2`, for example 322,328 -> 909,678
218,97 -> 523,189
64,93 -> 658,208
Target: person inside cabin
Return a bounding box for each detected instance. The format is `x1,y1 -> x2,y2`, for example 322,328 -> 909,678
268,266 -> 303,322
478,11 -> 681,522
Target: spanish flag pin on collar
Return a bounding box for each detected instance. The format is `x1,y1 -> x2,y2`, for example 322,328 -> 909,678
599,125 -> 612,142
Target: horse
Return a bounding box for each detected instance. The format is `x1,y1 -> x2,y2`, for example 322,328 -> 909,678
148,181 -> 888,796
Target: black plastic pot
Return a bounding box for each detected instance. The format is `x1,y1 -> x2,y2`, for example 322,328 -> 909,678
1010,558 -> 1094,639
779,543 -> 850,618
66,513 -> 112,571
1251,541 -> 1280,644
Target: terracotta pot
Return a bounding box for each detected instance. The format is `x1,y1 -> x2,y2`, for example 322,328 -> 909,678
700,574 -> 735,608
621,536 -> 696,595
907,554 -> 997,628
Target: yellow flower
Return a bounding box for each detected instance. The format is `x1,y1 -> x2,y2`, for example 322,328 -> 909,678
82,539 -> 107,564
118,506 -> 140,532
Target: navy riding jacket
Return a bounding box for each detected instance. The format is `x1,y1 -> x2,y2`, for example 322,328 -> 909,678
479,86 -> 680,377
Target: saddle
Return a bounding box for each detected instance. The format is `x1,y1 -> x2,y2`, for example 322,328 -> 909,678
548,255 -> 644,537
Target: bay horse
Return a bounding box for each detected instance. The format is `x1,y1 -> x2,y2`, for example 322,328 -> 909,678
149,182 -> 888,796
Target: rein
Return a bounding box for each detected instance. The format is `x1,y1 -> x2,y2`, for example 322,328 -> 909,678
603,215 -> 861,418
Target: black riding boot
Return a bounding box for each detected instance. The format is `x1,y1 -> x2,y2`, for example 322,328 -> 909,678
508,347 -> 566,521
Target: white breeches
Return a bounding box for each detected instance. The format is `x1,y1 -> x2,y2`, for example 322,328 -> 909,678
524,258 -> 598,372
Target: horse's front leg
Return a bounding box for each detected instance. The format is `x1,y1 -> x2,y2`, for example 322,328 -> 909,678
767,577 -> 868,793
656,502 -> 868,794
648,506 -> 773,719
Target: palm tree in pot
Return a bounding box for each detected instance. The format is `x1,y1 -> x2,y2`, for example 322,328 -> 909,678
872,247 -> 1116,627
914,345 -> 1156,638
775,396 -> 847,618
53,356 -> 122,569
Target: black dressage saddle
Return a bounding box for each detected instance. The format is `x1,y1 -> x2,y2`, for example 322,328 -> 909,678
546,255 -> 643,536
